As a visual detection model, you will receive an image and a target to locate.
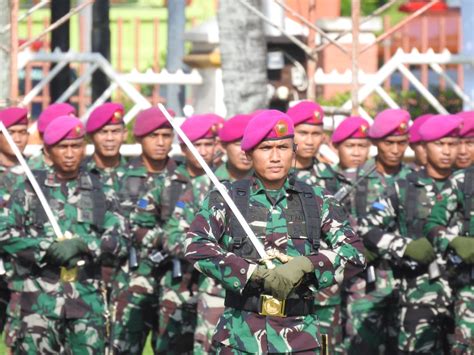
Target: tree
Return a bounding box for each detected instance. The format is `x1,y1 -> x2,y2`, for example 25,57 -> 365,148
217,0 -> 268,116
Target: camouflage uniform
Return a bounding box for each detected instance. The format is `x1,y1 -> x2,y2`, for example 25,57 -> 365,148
185,175 -> 366,353
359,169 -> 453,353
343,158 -> 412,354
0,170 -> 127,354
110,157 -> 179,354
294,161 -> 345,354
27,150 -> 50,170
0,165 -> 25,349
425,167 -> 474,354
130,162 -> 197,354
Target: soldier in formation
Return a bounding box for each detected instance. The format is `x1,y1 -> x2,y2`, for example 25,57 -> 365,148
0,101 -> 473,354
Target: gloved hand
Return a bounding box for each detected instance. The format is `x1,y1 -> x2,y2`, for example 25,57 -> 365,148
46,238 -> 89,266
252,256 -> 314,300
403,238 -> 436,265
364,248 -> 378,264
450,237 -> 474,264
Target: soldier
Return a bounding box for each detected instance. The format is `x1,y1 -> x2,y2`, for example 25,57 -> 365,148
425,117 -> 474,355
28,103 -> 76,170
286,101 -> 336,188
110,106 -> 177,354
359,115 -> 461,354
185,110 -> 366,353
344,108 -> 412,354
454,111 -> 474,169
0,107 -> 30,351
0,116 -> 127,354
408,114 -> 432,170
83,102 -> 129,303
131,114 -> 218,354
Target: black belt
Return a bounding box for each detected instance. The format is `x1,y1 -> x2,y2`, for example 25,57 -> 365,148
37,264 -> 100,282
225,294 -> 314,317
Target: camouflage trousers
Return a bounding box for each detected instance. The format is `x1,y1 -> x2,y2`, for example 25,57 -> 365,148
4,290 -> 21,349
15,312 -> 105,355
110,289 -> 158,354
0,276 -> 10,334
155,271 -> 198,354
314,304 -> 343,355
194,292 -> 225,354
214,343 -> 321,354
452,283 -> 474,354
343,265 -> 399,355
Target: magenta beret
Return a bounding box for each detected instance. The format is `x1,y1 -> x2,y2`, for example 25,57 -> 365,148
331,116 -> 370,144
241,110 -> 294,151
369,109 -> 410,139
44,116 -> 85,146
457,111 -> 474,138
86,103 -> 124,133
180,115 -> 218,143
419,114 -> 462,141
37,103 -> 76,133
409,114 -> 433,143
0,107 -> 28,128
218,114 -> 253,143
286,101 -> 324,126
133,107 -> 174,137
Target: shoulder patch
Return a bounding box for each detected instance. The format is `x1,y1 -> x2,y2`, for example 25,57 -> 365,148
372,202 -> 386,211
176,200 -> 185,209
138,198 -> 148,209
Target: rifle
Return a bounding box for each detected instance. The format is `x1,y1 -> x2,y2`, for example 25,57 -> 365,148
333,164 -> 376,203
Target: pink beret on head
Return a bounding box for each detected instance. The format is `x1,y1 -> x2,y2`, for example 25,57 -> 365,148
331,116 -> 370,144
419,114 -> 462,141
133,107 -> 174,137
409,114 -> 433,143
241,110 -> 294,152
86,103 -> 124,133
218,114 -> 253,143
368,109 -> 411,139
180,115 -> 218,143
43,116 -> 85,146
0,107 -> 29,128
457,111 -> 474,138
37,103 -> 76,133
286,101 -> 324,126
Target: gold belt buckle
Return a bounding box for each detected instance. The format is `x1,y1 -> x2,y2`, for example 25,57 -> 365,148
60,266 -> 78,282
259,295 -> 286,317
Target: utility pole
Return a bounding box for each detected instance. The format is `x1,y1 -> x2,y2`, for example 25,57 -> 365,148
50,0 -> 71,103
351,0 -> 360,115
92,0 -> 110,101
0,0 -> 12,107
166,0 -> 186,116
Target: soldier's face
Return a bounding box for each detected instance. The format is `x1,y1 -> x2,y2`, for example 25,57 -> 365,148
374,135 -> 408,168
410,142 -> 427,167
455,137 -> 474,169
182,138 -> 215,170
293,124 -> 324,159
247,138 -> 294,185
90,124 -> 126,158
336,138 -> 370,169
0,125 -> 29,156
223,140 -> 252,172
425,137 -> 459,170
140,128 -> 174,161
47,138 -> 85,176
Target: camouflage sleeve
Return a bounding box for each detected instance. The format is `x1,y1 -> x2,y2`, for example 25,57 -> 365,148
0,187 -> 52,266
424,182 -> 462,253
358,184 -> 411,260
130,185 -> 165,256
162,186 -> 194,257
307,189 -> 366,289
185,190 -> 258,294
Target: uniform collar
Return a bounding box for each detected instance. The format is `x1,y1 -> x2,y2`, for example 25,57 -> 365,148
250,174 -> 291,195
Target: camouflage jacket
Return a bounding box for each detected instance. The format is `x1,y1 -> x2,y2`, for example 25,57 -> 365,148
358,169 -> 453,306
27,150 -> 51,170
294,158 -> 338,191
0,170 -> 127,317
185,175 -> 365,353
82,155 -> 129,193
424,167 -> 474,253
